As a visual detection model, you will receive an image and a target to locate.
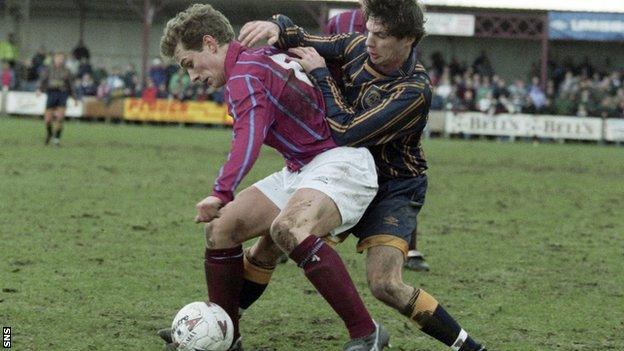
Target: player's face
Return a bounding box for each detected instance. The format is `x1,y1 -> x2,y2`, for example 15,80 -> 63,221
175,37 -> 226,88
365,19 -> 414,73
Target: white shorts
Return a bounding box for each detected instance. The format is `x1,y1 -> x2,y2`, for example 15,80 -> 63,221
253,146 -> 378,235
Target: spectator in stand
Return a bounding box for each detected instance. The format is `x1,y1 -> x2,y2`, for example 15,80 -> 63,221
92,65 -> 108,86
508,79 -> 528,113
478,91 -> 496,115
168,68 -> 191,100
1,61 -> 15,91
75,72 -> 97,98
616,100 -> 624,118
527,77 -> 547,113
472,50 -> 494,77
156,83 -> 169,99
148,58 -> 167,88
429,51 -> 446,79
77,57 -> 93,79
141,77 -> 157,104
97,67 -> 125,105
181,85 -> 196,102
0,33 -> 19,66
554,91 -> 576,116
72,40 -> 91,62
457,89 -> 477,112
476,75 -> 492,103
122,64 -> 139,97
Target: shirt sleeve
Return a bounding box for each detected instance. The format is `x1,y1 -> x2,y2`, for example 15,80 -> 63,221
211,75 -> 273,203
271,14 -> 365,64
309,67 -> 431,147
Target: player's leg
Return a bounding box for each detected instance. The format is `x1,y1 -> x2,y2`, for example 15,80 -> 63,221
268,147 -> 384,346
52,106 -> 66,146
43,107 -> 54,145
357,174 -> 486,350
365,245 -> 485,350
239,235 -> 282,315
203,185 -> 280,344
239,232 -> 349,318
271,188 -> 381,341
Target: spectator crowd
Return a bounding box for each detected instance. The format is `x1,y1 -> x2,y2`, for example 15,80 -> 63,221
426,51 -> 624,118
1,40 -> 623,119
1,42 -> 224,105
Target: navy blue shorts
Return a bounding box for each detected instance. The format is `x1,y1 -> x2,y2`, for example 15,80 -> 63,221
46,90 -> 69,109
350,174 -> 427,257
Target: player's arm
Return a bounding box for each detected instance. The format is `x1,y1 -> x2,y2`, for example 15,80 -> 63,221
197,76 -> 272,223
311,66 -> 430,147
210,76 -> 273,205
239,15 -> 363,63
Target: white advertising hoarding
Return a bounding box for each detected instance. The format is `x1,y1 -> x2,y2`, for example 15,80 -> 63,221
532,115 -> 602,140
425,13 -> 475,37
445,112 -> 533,136
604,119 -> 624,142
6,91 -> 83,117
445,112 -> 604,140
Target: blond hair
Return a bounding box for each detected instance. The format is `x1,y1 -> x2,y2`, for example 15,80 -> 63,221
160,4 -> 234,58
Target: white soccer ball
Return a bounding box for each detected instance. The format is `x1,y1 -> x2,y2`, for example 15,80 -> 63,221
171,301 -> 234,351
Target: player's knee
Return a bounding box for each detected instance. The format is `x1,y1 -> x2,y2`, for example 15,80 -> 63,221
204,220 -> 237,248
368,275 -> 402,305
269,217 -> 298,252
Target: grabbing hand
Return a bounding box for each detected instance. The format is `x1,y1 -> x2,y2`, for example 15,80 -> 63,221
288,47 -> 327,73
195,196 -> 223,223
238,21 -> 280,47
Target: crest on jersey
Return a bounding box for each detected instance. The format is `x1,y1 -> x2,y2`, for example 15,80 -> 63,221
362,85 -> 384,108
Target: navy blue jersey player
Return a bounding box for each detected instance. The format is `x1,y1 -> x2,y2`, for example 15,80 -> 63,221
236,1 -> 487,350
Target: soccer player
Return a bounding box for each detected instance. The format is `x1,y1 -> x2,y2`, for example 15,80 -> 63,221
38,53 -> 73,146
158,4 -> 388,351
237,0 -> 487,350
325,6 -> 366,35
325,1 -> 430,273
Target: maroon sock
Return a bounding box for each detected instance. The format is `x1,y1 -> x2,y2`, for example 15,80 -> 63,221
204,246 -> 244,341
289,235 -> 375,339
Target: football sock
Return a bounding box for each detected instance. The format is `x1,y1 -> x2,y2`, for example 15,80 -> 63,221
289,235 -> 375,339
54,127 -> 63,139
239,253 -> 275,312
204,246 -> 244,341
401,289 -> 484,351
46,124 -> 52,141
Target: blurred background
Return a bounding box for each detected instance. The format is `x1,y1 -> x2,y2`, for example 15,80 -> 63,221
1,0 -> 623,127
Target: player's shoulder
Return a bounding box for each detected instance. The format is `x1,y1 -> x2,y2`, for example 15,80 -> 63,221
231,46 -> 287,79
401,63 -> 432,91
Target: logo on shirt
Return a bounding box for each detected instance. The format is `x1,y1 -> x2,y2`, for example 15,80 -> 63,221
362,85 -> 384,108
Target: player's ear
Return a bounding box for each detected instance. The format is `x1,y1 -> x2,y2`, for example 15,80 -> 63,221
202,35 -> 218,53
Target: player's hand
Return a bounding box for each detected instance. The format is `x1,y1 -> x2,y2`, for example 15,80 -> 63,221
195,196 -> 223,223
288,47 -> 326,73
238,21 -> 280,47
36,89 -> 41,97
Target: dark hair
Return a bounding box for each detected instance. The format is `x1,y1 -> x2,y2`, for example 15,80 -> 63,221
363,0 -> 426,46
160,4 -> 234,58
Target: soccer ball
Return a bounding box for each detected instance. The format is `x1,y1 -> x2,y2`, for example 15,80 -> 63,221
171,301 -> 234,351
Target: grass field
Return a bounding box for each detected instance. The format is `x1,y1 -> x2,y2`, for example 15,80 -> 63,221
1,116 -> 623,351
